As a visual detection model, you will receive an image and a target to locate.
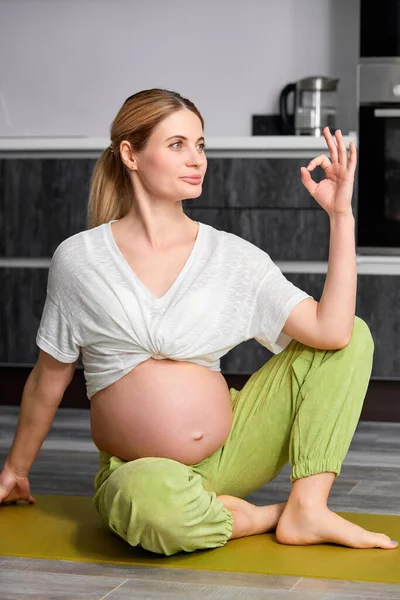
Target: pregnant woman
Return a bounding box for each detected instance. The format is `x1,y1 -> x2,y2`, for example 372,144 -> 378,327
0,88 -> 397,556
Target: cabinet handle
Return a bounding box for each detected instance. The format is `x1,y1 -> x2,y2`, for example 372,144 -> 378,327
374,108 -> 400,118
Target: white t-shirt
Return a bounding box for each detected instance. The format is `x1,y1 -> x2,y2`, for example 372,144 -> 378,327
36,220 -> 313,400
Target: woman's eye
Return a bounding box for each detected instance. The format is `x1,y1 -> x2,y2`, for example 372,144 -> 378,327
170,142 -> 206,151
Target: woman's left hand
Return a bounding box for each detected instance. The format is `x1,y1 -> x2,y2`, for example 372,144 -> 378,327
300,127 -> 357,218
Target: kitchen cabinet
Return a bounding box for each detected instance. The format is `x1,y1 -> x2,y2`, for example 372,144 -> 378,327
0,157 -> 327,259
1,267 -> 399,381
0,138 -> 398,382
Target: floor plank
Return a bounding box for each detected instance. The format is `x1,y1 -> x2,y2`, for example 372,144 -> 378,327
1,406 -> 400,599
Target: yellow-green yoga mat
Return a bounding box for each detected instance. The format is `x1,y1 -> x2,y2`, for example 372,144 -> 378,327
0,494 -> 399,584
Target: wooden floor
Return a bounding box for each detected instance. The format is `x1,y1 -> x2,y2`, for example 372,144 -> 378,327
1,405 -> 400,599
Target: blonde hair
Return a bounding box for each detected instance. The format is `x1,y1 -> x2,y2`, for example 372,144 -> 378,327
87,88 -> 204,229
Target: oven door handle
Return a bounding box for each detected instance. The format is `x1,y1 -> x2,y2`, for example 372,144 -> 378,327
374,109 -> 400,118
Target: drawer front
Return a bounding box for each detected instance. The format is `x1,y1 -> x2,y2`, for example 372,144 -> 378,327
0,159 -> 96,256
0,268 -> 83,366
185,207 -> 330,261
1,157 -> 324,256
2,269 -> 399,379
193,158 -> 323,209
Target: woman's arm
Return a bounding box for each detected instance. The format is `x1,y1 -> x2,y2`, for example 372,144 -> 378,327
282,128 -> 357,349
317,210 -> 356,345
283,211 -> 356,349
0,351 -> 76,504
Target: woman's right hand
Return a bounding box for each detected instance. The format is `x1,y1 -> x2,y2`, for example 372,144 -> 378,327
0,464 -> 36,505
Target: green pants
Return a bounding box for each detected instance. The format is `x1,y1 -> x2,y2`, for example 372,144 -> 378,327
93,316 -> 374,556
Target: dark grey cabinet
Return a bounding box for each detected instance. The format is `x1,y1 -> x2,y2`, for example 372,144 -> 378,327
0,159 -> 94,256
1,268 -> 398,379
185,207 -> 330,261
1,157 -> 398,379
0,158 -> 327,260
0,268 -> 48,364
0,267 -> 84,368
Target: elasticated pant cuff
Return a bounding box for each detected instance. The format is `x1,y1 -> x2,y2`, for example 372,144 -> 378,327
291,458 -> 342,483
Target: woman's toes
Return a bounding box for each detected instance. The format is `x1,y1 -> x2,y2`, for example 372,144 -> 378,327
276,504 -> 398,550
373,534 -> 398,549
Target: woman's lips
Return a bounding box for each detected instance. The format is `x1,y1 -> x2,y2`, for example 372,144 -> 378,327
180,176 -> 202,184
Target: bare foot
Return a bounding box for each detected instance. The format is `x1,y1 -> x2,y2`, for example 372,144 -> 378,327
276,502 -> 398,549
217,494 -> 286,535
254,501 -> 287,533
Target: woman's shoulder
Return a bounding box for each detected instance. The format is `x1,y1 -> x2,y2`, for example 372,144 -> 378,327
203,224 -> 273,285
47,226 -> 105,287
52,223 -> 104,262
217,226 -> 273,267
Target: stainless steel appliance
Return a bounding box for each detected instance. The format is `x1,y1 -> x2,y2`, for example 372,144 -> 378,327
279,76 -> 339,136
357,60 -> 400,255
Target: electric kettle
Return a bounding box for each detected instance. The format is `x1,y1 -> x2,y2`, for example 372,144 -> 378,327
279,76 -> 339,135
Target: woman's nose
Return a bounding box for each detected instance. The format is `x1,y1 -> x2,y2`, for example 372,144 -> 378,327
186,149 -> 206,166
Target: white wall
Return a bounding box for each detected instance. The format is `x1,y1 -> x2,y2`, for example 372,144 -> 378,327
0,0 -> 360,138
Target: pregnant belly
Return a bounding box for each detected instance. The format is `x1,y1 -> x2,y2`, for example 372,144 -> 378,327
90,358 -> 234,465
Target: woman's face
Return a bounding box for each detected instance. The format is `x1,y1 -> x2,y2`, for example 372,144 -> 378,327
124,109 -> 207,202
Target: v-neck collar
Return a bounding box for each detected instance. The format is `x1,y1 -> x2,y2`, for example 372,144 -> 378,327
104,219 -> 204,305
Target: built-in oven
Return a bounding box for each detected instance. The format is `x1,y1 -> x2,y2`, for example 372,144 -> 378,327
357,60 -> 400,255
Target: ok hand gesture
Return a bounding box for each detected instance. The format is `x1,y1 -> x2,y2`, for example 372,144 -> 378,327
300,127 -> 357,218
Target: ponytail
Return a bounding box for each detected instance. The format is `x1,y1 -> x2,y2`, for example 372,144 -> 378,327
87,145 -> 132,229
